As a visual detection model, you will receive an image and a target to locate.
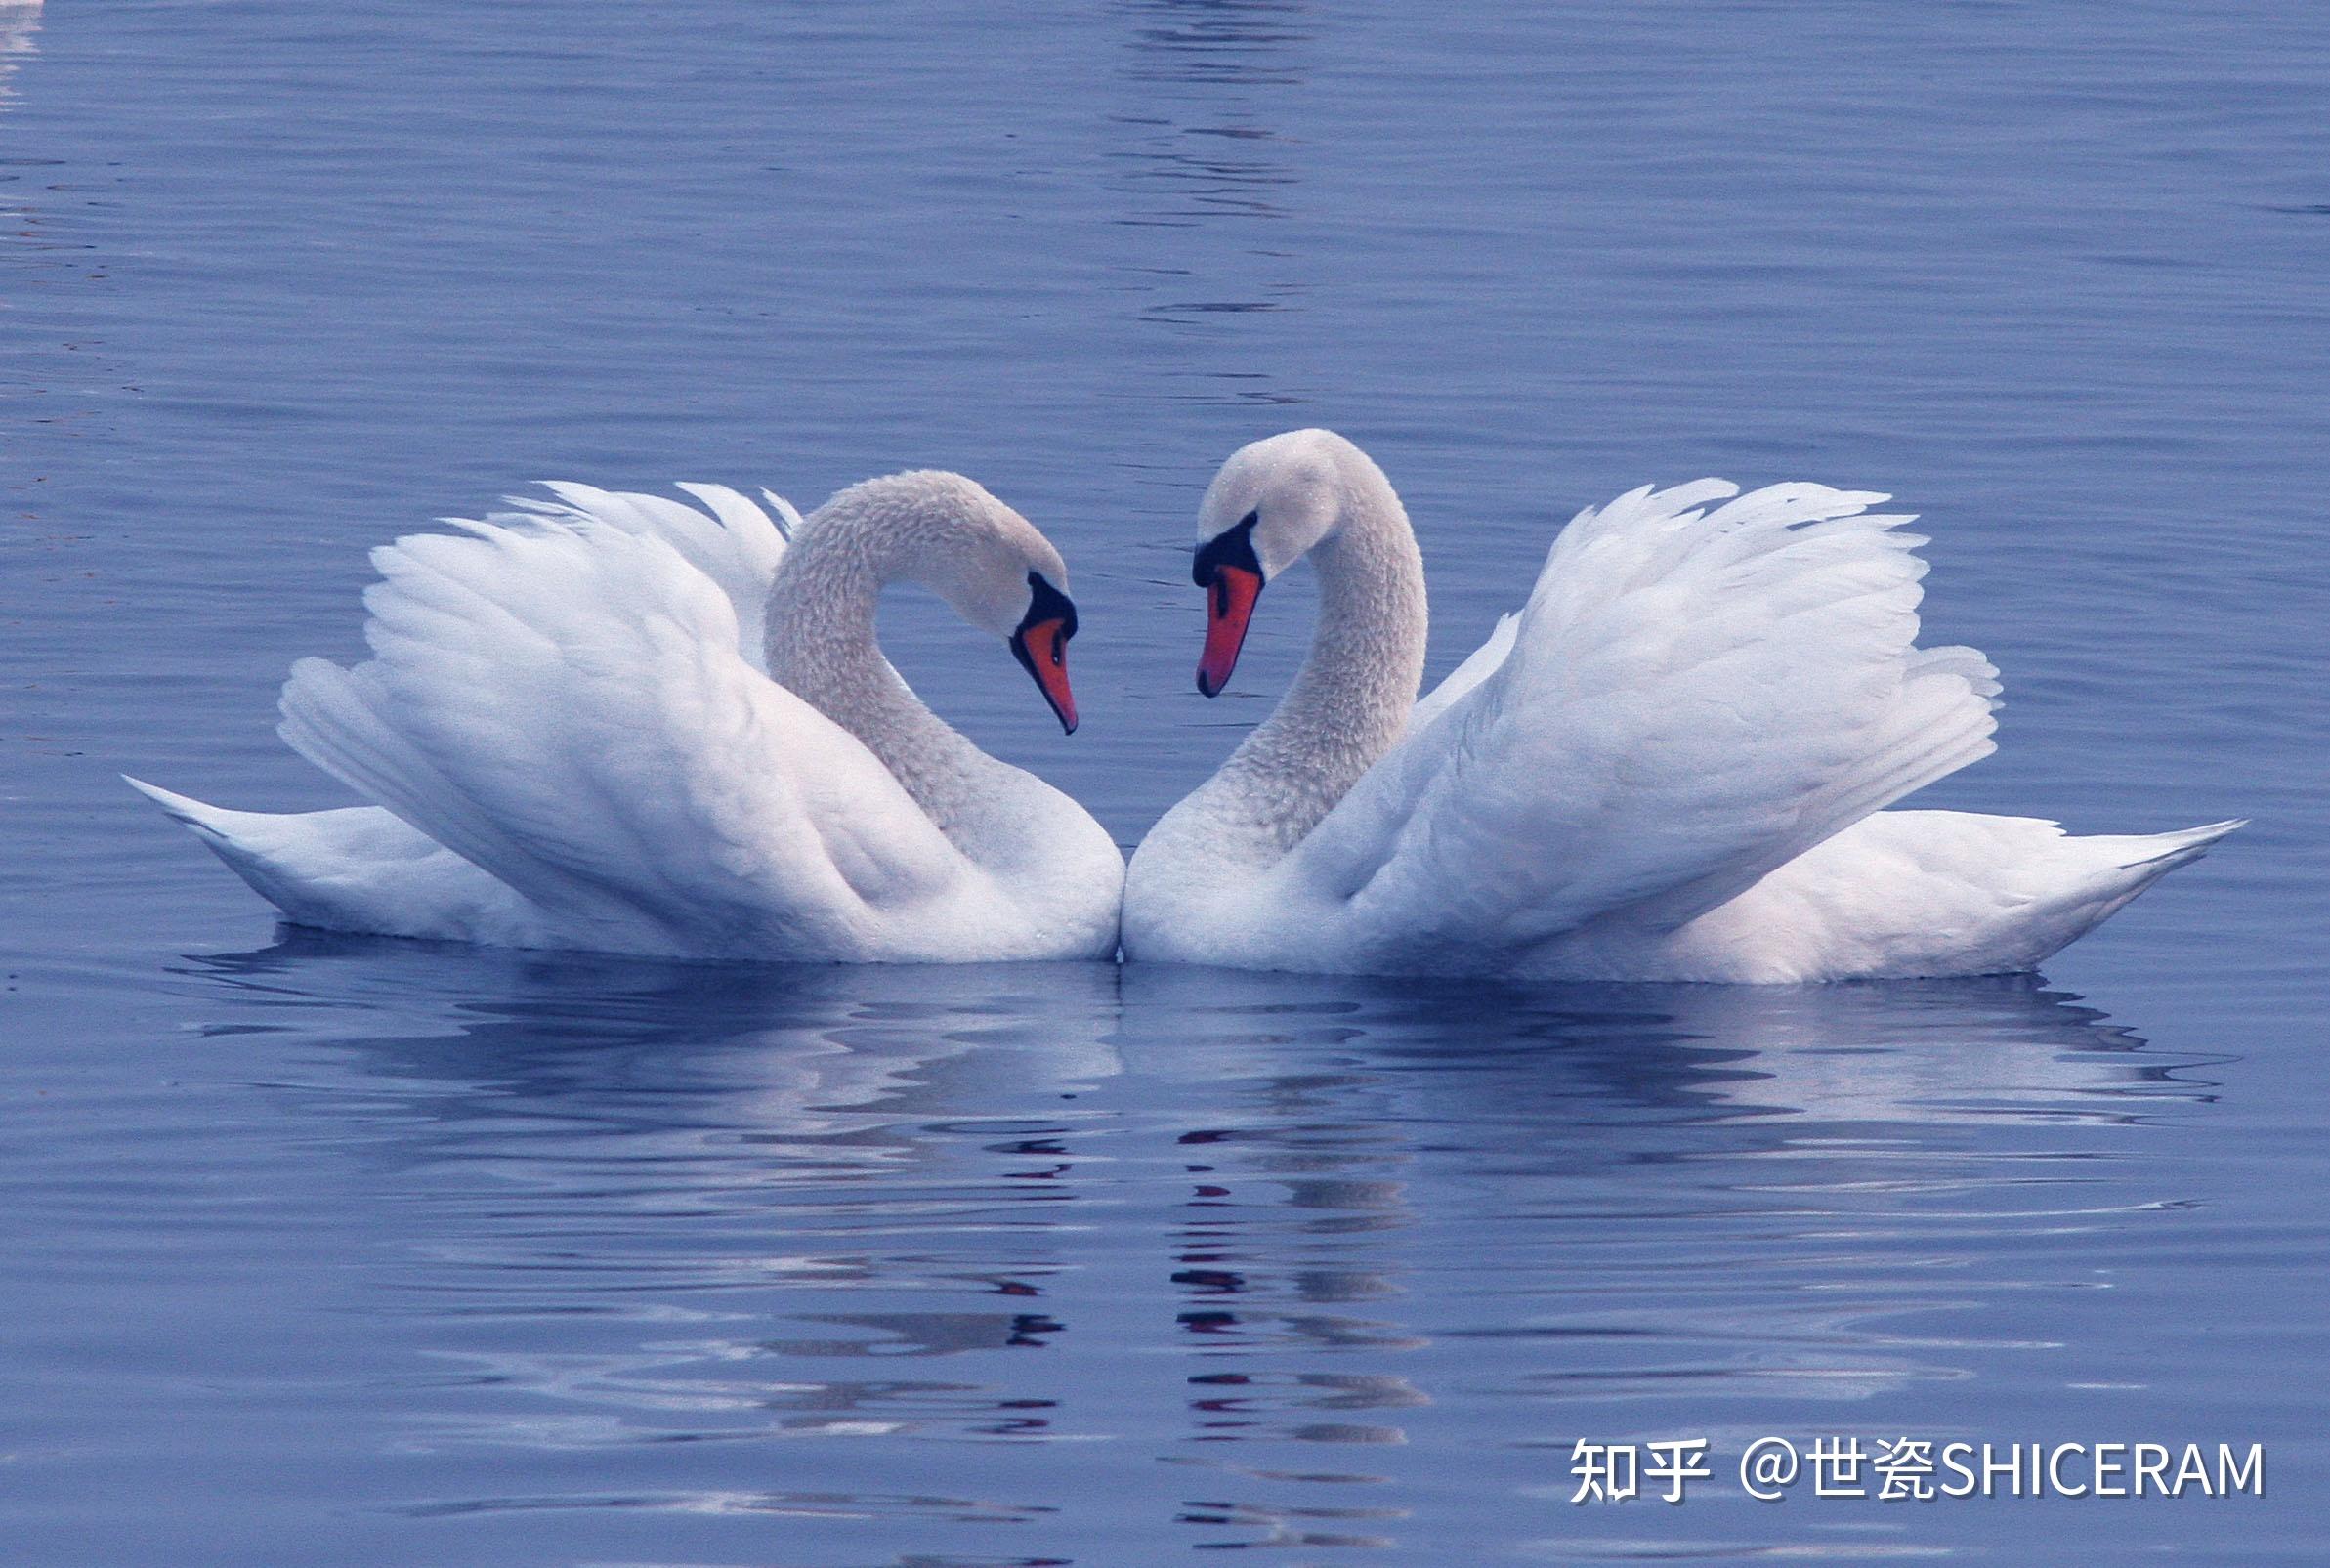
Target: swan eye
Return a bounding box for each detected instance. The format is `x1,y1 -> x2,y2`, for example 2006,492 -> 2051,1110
1240,509 -> 1259,530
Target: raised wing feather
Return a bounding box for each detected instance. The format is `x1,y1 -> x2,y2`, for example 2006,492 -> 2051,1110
483,481 -> 798,664
275,500 -> 969,957
1297,480 -> 2001,963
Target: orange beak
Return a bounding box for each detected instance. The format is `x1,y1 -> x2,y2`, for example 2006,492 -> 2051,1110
1011,616 -> 1079,734
1196,565 -> 1262,697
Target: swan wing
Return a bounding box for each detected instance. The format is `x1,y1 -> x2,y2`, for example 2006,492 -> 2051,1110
275,501 -> 972,957
1296,479 -> 2002,960
479,481 -> 799,666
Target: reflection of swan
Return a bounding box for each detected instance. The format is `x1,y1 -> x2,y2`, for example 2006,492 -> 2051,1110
174,938 -> 1125,1451
1109,962 -> 2214,1417
132,476 -> 1123,961
169,936 -> 2216,1481
1612,974 -> 2190,1125
186,936 -> 1127,1141
1110,963 -> 2196,1128
1124,430 -> 2237,982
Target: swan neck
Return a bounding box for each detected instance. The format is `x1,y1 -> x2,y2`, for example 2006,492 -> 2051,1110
1224,455 -> 1427,852
762,502 -> 985,828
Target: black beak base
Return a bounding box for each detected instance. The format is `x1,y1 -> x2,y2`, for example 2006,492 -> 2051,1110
1192,512 -> 1263,591
1010,572 -> 1080,734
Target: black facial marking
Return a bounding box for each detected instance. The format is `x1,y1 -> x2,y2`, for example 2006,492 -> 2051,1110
1014,572 -> 1077,657
1192,513 -> 1262,590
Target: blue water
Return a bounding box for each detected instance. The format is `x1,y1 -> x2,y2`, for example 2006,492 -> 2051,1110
4,2 -> 2326,1563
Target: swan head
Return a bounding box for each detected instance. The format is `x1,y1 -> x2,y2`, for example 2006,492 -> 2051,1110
1190,429 -> 1354,696
823,470 -> 1083,734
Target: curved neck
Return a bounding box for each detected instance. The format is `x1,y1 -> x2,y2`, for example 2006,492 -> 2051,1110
762,503 -> 988,831
1213,451 -> 1427,855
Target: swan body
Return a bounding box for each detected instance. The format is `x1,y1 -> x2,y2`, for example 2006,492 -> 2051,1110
1123,430 -> 2234,982
134,475 -> 1124,962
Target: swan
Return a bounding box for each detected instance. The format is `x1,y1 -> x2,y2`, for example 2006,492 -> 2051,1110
131,472 -> 1125,962
1123,429 -> 2237,982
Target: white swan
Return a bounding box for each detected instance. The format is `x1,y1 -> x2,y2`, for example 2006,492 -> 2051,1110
1123,430 -> 2236,982
132,473 -> 1125,962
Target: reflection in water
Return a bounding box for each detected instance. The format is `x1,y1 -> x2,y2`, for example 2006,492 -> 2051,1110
163,935 -> 2220,1558
8,0 -> 2306,1559
180,940 -> 1124,1462
1117,967 -> 2219,1490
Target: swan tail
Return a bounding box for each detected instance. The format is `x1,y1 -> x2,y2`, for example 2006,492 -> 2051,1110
1972,817 -> 2244,970
123,774 -> 508,934
124,777 -> 318,911
1665,812 -> 2244,980
2108,817 -> 2245,871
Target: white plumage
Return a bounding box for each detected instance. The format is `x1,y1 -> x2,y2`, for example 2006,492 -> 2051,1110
1123,430 -> 2234,981
133,476 -> 1123,962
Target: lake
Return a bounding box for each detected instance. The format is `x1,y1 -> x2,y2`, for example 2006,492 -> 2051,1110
2,1 -> 2324,1563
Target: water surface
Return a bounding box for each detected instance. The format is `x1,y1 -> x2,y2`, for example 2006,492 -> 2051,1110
3,2 -> 2324,1563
